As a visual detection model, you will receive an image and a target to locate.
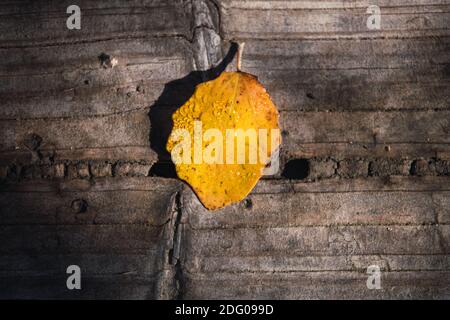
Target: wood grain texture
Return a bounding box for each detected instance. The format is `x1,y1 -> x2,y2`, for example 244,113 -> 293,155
181,271 -> 450,299
0,38 -> 192,119
0,177 -> 182,298
179,178 -> 450,299
0,0 -> 192,47
219,0 -> 450,39
0,0 -> 449,299
238,38 -> 450,112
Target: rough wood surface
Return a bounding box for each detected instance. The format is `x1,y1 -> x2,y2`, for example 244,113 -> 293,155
0,0 -> 449,299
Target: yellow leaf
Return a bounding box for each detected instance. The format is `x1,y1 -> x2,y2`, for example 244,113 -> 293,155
167,71 -> 280,210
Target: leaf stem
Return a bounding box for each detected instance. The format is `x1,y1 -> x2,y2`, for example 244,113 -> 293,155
237,42 -> 245,72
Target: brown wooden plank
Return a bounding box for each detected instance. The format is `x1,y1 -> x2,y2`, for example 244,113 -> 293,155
269,81 -> 450,112
254,176 -> 450,193
0,177 -> 181,225
0,274 -> 160,299
0,0 -> 191,47
0,185 -> 180,225
182,225 -> 445,257
0,253 -> 165,277
234,37 -> 450,111
0,111 -> 151,152
282,111 -> 450,146
5,110 -> 443,162
181,271 -> 450,299
220,0 -> 450,39
0,42 -> 188,94
0,48 -> 189,113
0,147 -> 157,165
183,187 -> 442,229
242,38 -> 449,72
0,176 -> 181,193
0,225 -> 165,254
284,142 -> 450,159
185,255 -> 450,273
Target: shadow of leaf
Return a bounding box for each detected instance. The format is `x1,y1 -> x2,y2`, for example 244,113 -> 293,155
148,43 -> 238,177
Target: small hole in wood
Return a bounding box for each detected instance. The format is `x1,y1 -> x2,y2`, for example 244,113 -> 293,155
282,159 -> 309,180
